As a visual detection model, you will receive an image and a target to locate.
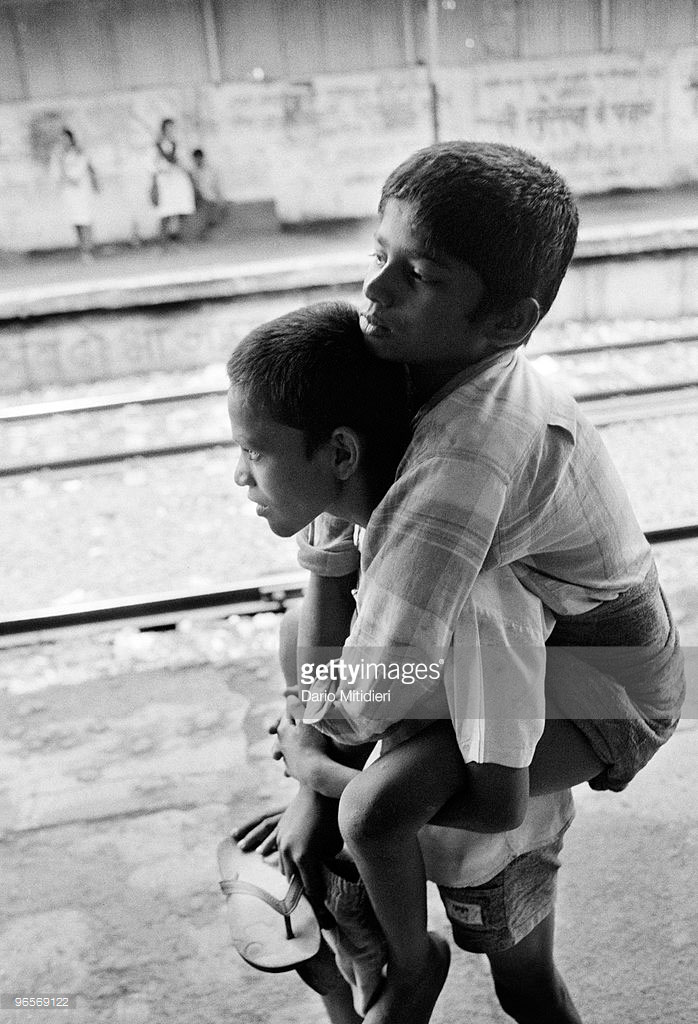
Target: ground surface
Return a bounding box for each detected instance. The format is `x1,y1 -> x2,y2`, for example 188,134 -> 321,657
0,615 -> 696,1024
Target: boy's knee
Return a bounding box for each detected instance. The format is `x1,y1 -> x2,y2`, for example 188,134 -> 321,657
338,774 -> 381,846
491,964 -> 575,1023
338,771 -> 398,847
278,604 -> 301,689
494,979 -> 577,1024
493,976 -> 534,1022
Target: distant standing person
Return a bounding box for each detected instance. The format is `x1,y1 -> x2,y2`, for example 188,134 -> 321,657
190,147 -> 224,237
152,118 -> 195,248
50,128 -> 100,262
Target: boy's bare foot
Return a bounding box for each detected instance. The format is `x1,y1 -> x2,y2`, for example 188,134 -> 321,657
363,932 -> 450,1024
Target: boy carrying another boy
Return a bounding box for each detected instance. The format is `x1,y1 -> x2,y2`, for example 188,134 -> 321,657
230,142 -> 685,1023
226,300 -> 578,1024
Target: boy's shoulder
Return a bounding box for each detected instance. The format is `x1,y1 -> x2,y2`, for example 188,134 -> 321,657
412,351 -> 579,471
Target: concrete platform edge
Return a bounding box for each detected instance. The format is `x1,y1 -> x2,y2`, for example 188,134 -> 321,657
2,217 -> 698,321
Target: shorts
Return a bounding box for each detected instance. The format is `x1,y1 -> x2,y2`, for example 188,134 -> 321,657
546,562 -> 685,791
439,835 -> 564,954
299,837 -> 564,1012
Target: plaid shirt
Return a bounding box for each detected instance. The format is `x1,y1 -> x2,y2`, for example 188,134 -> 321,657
298,349 -> 651,747
295,350 -> 654,883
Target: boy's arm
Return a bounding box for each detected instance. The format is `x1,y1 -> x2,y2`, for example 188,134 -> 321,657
304,457 -> 509,743
275,712 -> 529,833
275,786 -> 341,927
272,723 -> 373,926
289,514 -> 359,700
273,705 -> 370,799
233,716 -> 373,924
289,568 -> 372,778
295,571 -> 357,670
276,561 -> 372,921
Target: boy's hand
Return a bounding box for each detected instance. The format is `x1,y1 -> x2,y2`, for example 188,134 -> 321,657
231,807 -> 286,856
276,786 -> 342,928
271,707 -> 329,786
283,693 -> 306,723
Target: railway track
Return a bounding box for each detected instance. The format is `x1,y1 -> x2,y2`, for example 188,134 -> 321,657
0,572 -> 308,642
2,523 -> 697,642
2,332 -> 697,423
2,379 -> 698,478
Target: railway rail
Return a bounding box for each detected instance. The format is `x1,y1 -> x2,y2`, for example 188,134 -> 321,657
2,380 -> 698,479
1,524 -> 697,642
2,332 -> 697,424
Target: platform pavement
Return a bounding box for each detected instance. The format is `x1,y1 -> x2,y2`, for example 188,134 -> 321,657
0,620 -> 696,1024
1,184 -> 697,319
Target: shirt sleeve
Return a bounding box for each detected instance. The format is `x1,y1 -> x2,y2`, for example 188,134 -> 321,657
443,569 -> 549,768
304,560 -> 550,765
351,452 -> 509,649
303,451 -> 514,744
296,514 -> 360,578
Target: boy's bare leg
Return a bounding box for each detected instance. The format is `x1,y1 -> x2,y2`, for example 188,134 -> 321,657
338,723 -> 469,1024
433,718 -> 603,828
487,912 -> 583,1023
528,719 -> 604,795
321,980 -> 364,1024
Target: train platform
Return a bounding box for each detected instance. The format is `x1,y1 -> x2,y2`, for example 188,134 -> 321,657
2,180 -> 697,1021
1,183 -> 698,319
0,610 -> 696,1024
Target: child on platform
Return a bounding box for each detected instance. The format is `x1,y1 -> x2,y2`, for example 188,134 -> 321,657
227,300 -> 579,1024
260,142 -> 685,1024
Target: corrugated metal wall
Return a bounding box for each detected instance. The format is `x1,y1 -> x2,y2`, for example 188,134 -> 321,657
0,0 -> 209,100
0,7 -> 26,101
519,0 -> 600,57
192,0 -> 410,80
609,0 -> 695,50
1,0 -> 696,102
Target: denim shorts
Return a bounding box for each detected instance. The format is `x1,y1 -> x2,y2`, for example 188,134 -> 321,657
545,562 -> 686,791
298,838 -> 564,1010
438,835 -> 564,953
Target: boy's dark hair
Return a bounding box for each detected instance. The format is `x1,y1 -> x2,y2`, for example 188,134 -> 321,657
227,302 -> 411,495
192,148 -> 204,160
380,140 -> 579,319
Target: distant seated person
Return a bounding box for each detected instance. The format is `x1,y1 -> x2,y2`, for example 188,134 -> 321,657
190,147 -> 224,237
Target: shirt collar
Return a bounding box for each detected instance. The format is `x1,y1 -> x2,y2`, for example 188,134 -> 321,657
412,348 -> 518,428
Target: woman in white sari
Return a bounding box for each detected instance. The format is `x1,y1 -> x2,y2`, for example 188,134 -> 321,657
51,128 -> 100,261
151,118 -> 195,248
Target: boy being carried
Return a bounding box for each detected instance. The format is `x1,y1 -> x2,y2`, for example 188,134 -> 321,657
261,142 -> 684,1023
227,301 -> 577,1024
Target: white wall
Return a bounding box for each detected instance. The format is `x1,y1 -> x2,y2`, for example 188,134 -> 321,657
1,48 -> 697,251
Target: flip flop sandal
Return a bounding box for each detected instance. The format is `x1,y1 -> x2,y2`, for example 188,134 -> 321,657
218,837 -> 322,972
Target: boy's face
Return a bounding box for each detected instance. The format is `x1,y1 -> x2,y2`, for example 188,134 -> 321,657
361,198 -> 491,372
228,387 -> 338,538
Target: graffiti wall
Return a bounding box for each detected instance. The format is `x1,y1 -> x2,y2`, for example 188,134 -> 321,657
273,69 -> 432,221
0,81 -> 291,250
0,49 -> 696,250
437,50 -> 698,191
